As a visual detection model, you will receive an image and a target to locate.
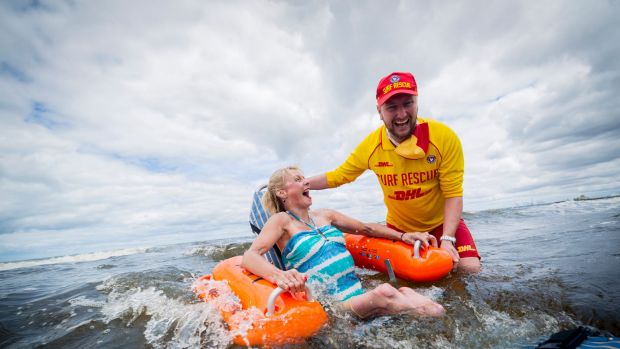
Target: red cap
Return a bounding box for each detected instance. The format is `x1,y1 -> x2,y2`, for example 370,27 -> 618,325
376,72 -> 418,106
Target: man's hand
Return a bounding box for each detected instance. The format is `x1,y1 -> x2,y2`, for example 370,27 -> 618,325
401,232 -> 437,248
440,240 -> 460,271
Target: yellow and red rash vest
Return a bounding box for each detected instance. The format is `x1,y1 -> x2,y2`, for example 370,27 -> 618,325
325,118 -> 464,232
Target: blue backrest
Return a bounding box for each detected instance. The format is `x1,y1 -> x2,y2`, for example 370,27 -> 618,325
249,185 -> 285,270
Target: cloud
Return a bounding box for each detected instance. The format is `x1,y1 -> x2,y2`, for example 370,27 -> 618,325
1,0 -> 619,261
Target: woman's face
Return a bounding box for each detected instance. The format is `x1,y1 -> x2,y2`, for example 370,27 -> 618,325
281,169 -> 312,208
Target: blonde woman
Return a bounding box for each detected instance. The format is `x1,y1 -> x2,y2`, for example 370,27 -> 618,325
241,166 -> 445,318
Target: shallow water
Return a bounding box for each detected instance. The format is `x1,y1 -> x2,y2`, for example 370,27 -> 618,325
0,197 -> 619,348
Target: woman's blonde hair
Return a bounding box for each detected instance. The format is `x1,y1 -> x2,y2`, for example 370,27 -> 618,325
262,165 -> 301,215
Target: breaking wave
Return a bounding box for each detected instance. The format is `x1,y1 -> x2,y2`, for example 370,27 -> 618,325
0,247 -> 149,271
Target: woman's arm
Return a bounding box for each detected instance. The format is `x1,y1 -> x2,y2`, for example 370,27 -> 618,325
241,213 -> 307,293
326,209 -> 437,248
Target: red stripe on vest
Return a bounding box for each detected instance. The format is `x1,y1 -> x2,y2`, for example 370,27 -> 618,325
414,122 -> 429,154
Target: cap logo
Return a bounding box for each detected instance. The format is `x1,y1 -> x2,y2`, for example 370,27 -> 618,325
376,72 -> 418,105
382,80 -> 412,95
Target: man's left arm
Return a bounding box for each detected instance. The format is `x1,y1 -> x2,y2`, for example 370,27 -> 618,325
440,196 -> 462,267
435,122 -> 465,267
442,196 -> 462,239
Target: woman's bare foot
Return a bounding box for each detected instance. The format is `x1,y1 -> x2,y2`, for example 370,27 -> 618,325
398,287 -> 445,317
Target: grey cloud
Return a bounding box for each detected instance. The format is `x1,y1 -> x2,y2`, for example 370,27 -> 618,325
1,62 -> 33,83
1,0 -> 620,260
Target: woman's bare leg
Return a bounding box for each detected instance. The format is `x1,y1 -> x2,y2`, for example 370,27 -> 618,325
344,283 -> 444,318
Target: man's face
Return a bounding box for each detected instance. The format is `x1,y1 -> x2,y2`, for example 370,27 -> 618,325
377,94 -> 418,143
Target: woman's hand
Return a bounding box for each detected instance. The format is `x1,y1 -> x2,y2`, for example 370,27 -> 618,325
271,269 -> 307,294
401,231 -> 438,248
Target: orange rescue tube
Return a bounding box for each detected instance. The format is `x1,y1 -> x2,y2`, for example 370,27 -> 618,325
193,256 -> 328,346
344,234 -> 453,282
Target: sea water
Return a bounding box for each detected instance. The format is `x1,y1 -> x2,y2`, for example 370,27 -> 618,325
0,196 -> 619,348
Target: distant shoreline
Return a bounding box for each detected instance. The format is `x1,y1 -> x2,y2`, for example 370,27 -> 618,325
573,193 -> 620,201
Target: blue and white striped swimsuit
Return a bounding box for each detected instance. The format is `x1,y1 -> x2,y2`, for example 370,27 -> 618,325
281,223 -> 364,301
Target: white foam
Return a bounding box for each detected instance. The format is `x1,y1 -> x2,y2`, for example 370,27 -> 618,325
0,247 -> 148,271
417,285 -> 445,301
101,286 -> 231,348
354,266 -> 381,276
184,245 -> 218,257
68,295 -> 106,308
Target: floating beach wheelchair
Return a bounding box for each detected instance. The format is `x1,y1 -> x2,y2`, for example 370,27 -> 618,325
193,185 -> 327,346
194,185 -> 453,346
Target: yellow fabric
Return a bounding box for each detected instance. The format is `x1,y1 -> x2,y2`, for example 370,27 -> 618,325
394,135 -> 426,159
325,118 -> 464,232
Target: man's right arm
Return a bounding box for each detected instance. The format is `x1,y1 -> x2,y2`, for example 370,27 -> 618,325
306,127 -> 380,191
306,159 -> 366,190
306,174 -> 329,190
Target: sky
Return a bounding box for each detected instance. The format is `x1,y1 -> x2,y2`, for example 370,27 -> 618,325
1,0 -> 619,262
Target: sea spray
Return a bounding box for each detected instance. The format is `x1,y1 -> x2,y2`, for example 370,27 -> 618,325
99,286 -> 231,348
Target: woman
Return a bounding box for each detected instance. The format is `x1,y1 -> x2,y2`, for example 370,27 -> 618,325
241,166 -> 445,318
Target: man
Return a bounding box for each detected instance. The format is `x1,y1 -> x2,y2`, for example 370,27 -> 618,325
306,71 -> 481,273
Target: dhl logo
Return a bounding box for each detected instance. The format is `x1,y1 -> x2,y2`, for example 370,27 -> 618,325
457,245 -> 476,253
388,188 -> 432,201
375,161 -> 393,167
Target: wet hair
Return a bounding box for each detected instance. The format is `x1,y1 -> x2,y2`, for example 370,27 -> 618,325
262,165 -> 301,215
